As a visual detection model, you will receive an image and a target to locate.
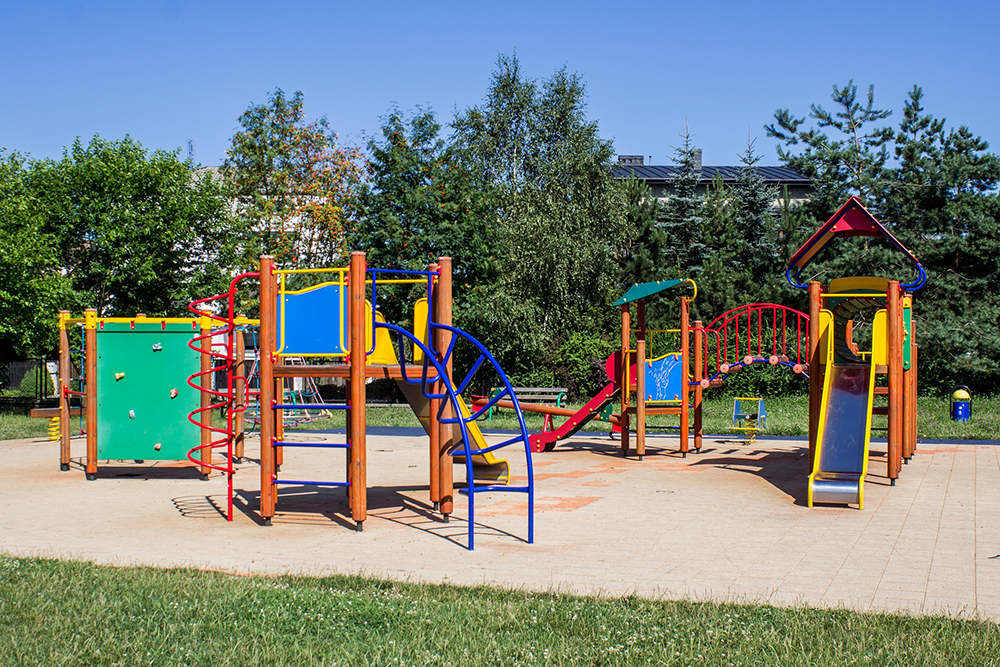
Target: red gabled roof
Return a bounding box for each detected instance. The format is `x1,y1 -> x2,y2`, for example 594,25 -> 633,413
786,196 -> 925,290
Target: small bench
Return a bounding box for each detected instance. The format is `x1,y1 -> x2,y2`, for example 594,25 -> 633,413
487,387 -> 568,429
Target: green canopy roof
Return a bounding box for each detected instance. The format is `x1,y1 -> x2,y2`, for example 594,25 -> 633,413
612,279 -> 694,307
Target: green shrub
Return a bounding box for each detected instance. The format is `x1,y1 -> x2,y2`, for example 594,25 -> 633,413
553,332 -> 617,400
17,366 -> 54,398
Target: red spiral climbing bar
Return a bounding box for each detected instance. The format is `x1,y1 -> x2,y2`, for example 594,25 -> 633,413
186,272 -> 259,521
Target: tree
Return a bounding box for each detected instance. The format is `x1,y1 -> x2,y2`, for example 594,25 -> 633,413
617,174 -> 663,288
350,107 -> 492,324
766,80 -> 894,218
29,136 -> 235,318
452,53 -> 631,387
883,86 -> 1000,392
657,132 -> 706,278
223,89 -> 365,268
731,140 -> 780,299
0,150 -> 71,357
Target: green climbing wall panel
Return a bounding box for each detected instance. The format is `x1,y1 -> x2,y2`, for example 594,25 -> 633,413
95,321 -> 201,461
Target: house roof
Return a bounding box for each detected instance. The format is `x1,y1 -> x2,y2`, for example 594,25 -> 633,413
612,165 -> 809,185
786,196 -> 926,291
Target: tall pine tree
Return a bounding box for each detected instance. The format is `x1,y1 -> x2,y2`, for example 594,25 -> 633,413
657,132 -> 706,278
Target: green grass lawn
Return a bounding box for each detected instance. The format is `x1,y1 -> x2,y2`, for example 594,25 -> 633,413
3,395 -> 1000,442
1,555 -> 997,667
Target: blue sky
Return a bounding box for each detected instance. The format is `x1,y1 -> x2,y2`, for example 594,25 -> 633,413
3,0 -> 997,168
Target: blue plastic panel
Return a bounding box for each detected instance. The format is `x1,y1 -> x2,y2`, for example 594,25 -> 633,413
276,283 -> 348,355
643,353 -> 684,402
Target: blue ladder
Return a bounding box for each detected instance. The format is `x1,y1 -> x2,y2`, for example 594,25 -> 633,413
270,403 -> 353,511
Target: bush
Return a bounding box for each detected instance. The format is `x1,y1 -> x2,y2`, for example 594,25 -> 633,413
715,363 -> 808,397
17,365 -> 54,398
553,332 -> 617,400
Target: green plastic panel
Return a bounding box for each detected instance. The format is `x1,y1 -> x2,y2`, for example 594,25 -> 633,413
95,322 -> 202,461
903,300 -> 912,370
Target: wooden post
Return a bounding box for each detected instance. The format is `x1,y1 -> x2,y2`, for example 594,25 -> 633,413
233,325 -> 246,461
887,281 -> 901,484
807,281 -> 822,469
636,338 -> 646,460
259,256 -> 276,524
620,304 -> 631,457
427,262 -> 441,509
680,296 -> 690,456
349,251 -> 368,530
58,311 -> 71,471
84,309 -> 98,480
436,256 -> 454,519
693,319 -> 703,452
199,312 -> 213,479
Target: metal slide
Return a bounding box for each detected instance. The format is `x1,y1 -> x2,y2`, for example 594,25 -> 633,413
808,325 -> 877,508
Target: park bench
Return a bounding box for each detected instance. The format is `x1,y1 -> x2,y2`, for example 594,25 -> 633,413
487,386 -> 568,430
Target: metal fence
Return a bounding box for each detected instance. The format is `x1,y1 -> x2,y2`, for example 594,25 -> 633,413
0,358 -> 59,412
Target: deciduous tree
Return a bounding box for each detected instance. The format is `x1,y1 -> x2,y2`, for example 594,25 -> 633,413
452,53 -> 631,383
29,136 -> 235,318
350,107 -> 491,324
0,150 -> 71,357
223,89 -> 365,268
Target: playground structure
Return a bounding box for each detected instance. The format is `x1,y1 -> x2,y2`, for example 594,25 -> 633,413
514,279 -> 810,458
501,198 -> 920,509
47,198 -> 920,525
788,197 -> 922,508
54,310 -> 217,480
186,253 -> 533,549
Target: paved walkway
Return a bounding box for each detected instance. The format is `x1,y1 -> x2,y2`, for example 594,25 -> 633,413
2,430 -> 998,621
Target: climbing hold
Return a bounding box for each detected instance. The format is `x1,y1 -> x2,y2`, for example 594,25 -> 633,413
152,343 -> 163,351
115,372 -> 125,381
169,388 -> 179,399
128,409 -> 136,419
154,443 -> 161,451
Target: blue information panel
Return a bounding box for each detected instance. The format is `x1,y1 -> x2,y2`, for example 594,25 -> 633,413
643,353 -> 684,402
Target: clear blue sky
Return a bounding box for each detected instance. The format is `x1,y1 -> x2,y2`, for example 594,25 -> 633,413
4,0 -> 997,168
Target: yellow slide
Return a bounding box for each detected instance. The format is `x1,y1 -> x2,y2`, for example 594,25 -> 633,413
365,302 -> 510,484
808,278 -> 887,508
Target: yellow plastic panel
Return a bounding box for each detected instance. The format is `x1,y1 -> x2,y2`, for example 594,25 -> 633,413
818,309 -> 833,369
827,276 -> 891,295
871,309 -> 887,365
413,298 -> 429,363
365,307 -> 399,365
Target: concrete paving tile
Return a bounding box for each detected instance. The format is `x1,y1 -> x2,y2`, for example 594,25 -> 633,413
3,432 -> 999,621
